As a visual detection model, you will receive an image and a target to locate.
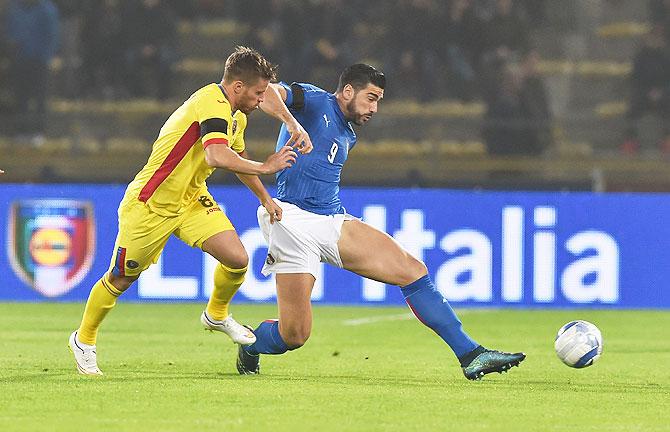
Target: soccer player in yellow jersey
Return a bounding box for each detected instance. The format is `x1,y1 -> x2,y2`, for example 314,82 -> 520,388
68,46 -> 313,376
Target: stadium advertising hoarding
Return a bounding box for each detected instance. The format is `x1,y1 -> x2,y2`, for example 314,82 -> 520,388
1,184 -> 668,308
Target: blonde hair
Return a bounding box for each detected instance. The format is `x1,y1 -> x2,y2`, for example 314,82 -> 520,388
223,46 -> 277,84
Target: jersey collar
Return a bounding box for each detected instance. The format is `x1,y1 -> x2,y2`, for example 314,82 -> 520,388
330,93 -> 354,131
217,84 -> 239,114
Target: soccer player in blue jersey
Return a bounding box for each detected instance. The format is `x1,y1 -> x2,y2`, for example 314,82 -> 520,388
239,64 -> 525,380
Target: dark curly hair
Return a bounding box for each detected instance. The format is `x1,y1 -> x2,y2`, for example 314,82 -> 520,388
336,64 -> 386,92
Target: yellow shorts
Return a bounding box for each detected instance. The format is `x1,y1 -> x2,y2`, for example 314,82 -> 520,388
109,191 -> 234,277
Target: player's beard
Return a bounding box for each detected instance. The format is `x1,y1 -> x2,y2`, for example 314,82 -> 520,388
238,92 -> 261,115
239,100 -> 259,115
240,105 -> 257,115
346,100 -> 372,126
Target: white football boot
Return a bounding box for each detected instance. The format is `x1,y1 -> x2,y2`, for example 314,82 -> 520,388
200,311 -> 256,345
68,331 -> 103,376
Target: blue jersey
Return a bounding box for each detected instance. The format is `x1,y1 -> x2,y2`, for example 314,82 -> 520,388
275,82 -> 356,215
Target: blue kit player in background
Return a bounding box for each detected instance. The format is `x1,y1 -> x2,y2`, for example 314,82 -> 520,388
240,64 -> 526,380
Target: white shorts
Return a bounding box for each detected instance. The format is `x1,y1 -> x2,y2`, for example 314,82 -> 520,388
257,199 -> 356,278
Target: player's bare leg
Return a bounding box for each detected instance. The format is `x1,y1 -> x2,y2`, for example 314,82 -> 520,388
337,219 -> 427,286
237,273 -> 315,374
107,273 -> 139,291
200,230 -> 255,345
338,219 -> 525,380
202,230 -> 249,270
275,273 -> 315,348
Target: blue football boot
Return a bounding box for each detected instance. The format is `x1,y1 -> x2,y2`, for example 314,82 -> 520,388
462,349 -> 526,380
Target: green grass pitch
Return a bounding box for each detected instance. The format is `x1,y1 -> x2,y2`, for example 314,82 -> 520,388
0,303 -> 668,431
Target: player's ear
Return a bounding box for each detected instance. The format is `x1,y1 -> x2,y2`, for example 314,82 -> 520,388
233,80 -> 245,94
343,84 -> 355,101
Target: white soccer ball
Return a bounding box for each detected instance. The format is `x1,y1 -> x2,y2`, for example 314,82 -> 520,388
554,320 -> 603,368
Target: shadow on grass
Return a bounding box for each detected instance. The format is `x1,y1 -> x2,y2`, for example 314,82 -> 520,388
0,369 -> 453,388
482,379 -> 669,394
0,368 -> 234,383
2,370 -> 667,396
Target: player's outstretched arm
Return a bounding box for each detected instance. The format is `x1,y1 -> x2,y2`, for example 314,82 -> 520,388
260,83 -> 313,154
235,150 -> 283,223
204,143 -> 296,175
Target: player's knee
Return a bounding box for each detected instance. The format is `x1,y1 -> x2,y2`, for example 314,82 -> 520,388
399,257 -> 428,286
221,250 -> 249,271
282,327 -> 311,349
107,272 -> 139,292
412,259 -> 429,278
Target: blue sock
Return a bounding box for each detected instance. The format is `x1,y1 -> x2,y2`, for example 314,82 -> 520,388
244,320 -> 289,356
401,274 -> 479,358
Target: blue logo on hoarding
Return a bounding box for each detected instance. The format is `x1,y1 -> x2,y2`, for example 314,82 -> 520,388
0,185 -> 667,308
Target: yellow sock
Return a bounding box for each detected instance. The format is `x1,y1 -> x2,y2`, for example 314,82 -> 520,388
77,274 -> 123,345
206,264 -> 247,321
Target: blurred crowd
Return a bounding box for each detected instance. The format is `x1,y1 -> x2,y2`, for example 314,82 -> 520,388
243,0 -> 545,103
623,0 -> 670,154
0,0 -> 668,156
1,0 -> 58,142
1,0 -> 546,99
0,0 -> 183,142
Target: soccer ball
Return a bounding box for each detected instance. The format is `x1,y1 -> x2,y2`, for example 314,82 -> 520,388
554,320 -> 603,368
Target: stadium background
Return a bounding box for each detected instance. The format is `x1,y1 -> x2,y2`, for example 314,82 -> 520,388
2,0 -> 670,307
1,2 -> 669,432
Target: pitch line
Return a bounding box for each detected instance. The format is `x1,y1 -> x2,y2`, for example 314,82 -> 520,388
341,309 -> 488,326
342,313 -> 414,326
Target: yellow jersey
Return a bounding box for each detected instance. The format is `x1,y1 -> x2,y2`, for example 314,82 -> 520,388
124,83 -> 248,216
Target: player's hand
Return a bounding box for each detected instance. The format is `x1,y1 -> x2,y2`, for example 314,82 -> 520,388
0,169 -> 4,175
284,120 -> 313,154
262,198 -> 282,224
261,145 -> 297,174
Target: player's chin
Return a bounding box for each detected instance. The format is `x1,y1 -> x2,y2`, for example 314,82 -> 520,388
355,115 -> 372,126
